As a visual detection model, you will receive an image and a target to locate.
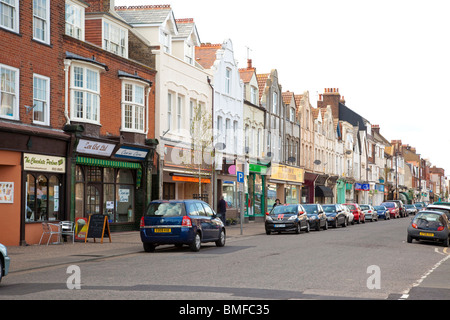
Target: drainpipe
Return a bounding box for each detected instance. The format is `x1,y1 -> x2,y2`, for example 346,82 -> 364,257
64,60 -> 71,125
144,84 -> 152,135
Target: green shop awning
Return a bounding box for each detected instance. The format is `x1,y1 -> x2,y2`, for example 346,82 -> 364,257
76,156 -> 142,187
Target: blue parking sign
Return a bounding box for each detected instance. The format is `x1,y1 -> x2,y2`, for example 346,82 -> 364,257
237,171 -> 244,183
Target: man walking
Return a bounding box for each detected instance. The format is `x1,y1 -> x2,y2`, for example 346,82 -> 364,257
218,195 -> 227,224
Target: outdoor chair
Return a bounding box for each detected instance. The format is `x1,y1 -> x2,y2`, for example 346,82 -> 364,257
60,221 -> 75,243
39,222 -> 62,245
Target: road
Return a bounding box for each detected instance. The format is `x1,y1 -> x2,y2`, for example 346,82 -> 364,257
0,216 -> 449,301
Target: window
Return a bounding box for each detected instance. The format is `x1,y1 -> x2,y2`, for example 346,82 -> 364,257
160,29 -> 171,53
225,68 -> 231,94
217,116 -> 222,144
0,0 -> 19,33
103,20 -> 127,58
65,0 -> 84,40
250,85 -> 258,105
26,173 -> 61,222
122,81 -> 145,132
33,0 -> 50,44
189,100 -> 195,135
272,92 -> 278,114
225,119 -> 231,152
33,74 -> 50,125
177,95 -> 183,130
70,64 -> 100,123
185,42 -> 194,65
0,64 -> 19,120
167,92 -> 172,131
233,121 -> 238,154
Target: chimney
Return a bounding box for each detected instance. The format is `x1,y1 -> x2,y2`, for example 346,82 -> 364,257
320,88 -> 341,119
371,124 -> 380,135
247,59 -> 252,69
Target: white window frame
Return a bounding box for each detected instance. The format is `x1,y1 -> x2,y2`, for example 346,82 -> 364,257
65,0 -> 85,41
121,80 -> 146,133
103,18 -> 128,58
0,63 -> 19,120
160,28 -> 171,54
69,62 -> 101,124
225,68 -> 231,94
33,0 -> 50,44
167,92 -> 173,131
176,95 -> 183,131
250,85 -> 257,105
0,0 -> 19,33
272,92 -> 278,114
33,74 -> 50,126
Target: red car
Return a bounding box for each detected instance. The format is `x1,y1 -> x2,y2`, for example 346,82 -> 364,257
380,202 -> 400,219
343,203 -> 365,224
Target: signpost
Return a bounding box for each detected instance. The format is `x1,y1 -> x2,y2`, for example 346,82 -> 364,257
85,214 -> 111,244
237,171 -> 244,235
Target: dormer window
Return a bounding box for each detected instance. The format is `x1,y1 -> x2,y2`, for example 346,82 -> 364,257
103,20 -> 128,58
185,42 -> 194,64
160,29 -> 171,53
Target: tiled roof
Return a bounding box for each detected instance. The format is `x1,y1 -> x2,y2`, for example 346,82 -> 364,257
282,91 -> 295,105
174,18 -> 195,38
115,5 -> 172,25
238,68 -> 254,83
195,43 -> 222,69
256,73 -> 269,101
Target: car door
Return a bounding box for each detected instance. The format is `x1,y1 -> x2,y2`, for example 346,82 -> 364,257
317,204 -> 326,226
298,205 -> 307,228
201,202 -> 221,240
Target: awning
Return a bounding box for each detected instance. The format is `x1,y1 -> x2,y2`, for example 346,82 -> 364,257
315,185 -> 334,198
76,156 -> 142,187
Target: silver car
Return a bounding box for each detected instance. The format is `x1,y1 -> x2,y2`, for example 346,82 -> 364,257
360,204 -> 378,222
0,243 -> 10,283
407,211 -> 450,247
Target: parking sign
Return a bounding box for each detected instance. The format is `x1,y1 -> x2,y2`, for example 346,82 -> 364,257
237,171 -> 244,183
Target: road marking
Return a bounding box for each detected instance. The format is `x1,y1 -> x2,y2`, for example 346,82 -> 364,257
399,253 -> 450,299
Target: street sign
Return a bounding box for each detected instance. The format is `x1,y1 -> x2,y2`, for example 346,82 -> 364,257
237,171 -> 244,183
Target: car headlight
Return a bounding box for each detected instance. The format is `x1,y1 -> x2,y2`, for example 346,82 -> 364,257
266,215 -> 273,222
288,215 -> 297,221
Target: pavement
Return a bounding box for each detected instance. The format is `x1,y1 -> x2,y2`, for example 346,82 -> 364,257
6,221 -> 266,274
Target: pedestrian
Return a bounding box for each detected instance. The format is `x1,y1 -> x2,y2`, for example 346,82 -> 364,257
273,199 -> 281,208
218,195 -> 227,224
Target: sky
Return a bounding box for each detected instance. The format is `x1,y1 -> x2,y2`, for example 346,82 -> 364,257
115,0 -> 450,175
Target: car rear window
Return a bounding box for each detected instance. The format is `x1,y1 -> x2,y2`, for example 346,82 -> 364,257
381,203 -> 394,208
145,202 -> 185,217
345,205 -> 356,210
360,205 -> 369,210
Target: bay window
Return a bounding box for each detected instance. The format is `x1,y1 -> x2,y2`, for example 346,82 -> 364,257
70,63 -> 100,124
122,81 -> 145,132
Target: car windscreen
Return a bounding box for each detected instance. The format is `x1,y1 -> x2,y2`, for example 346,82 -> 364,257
145,202 -> 185,217
303,205 -> 318,214
322,205 -> 337,213
374,206 -> 385,210
271,205 -> 298,214
360,205 -> 369,210
381,203 -> 394,208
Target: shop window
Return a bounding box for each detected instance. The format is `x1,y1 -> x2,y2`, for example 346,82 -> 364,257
25,173 -> 61,222
222,181 -> 236,208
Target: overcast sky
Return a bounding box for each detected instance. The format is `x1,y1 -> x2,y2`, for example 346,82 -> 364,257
115,0 -> 450,175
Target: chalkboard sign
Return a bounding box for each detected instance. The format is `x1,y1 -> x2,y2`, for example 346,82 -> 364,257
85,214 -> 111,243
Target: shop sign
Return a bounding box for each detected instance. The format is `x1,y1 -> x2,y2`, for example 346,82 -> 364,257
355,183 -> 370,191
270,164 -> 304,183
249,164 -> 268,175
375,184 -> 385,192
114,146 -> 148,160
76,139 -> 116,157
23,153 -> 66,173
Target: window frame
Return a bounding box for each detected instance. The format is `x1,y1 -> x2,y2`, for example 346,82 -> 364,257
69,62 -> 101,124
103,18 -> 128,58
33,0 -> 50,44
0,0 -> 19,33
65,0 -> 85,41
121,79 -> 146,133
0,63 -> 19,120
33,73 -> 50,126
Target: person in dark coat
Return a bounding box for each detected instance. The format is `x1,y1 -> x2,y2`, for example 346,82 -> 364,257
218,195 -> 227,224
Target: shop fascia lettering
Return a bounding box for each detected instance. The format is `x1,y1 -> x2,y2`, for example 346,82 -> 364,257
23,153 -> 66,173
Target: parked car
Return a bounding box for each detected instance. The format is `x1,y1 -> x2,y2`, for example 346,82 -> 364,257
407,210 -> 450,247
425,204 -> 450,220
414,203 -> 425,212
405,204 -> 418,215
140,200 -> 226,252
392,200 -> 406,217
380,202 -> 400,219
0,243 -> 10,284
342,205 -> 354,224
322,204 -> 348,228
265,204 -> 309,235
374,205 -> 390,220
303,204 -> 328,231
343,203 -> 365,224
360,204 -> 378,222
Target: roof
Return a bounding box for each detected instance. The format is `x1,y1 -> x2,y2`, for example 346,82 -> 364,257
256,73 -> 269,101
195,43 -> 222,69
238,68 -> 255,83
282,91 -> 295,105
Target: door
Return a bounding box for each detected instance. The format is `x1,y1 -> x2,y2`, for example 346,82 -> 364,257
86,185 -> 101,215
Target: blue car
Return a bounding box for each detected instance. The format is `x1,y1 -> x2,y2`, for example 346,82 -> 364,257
374,206 -> 390,220
140,200 -> 226,252
0,243 -> 10,283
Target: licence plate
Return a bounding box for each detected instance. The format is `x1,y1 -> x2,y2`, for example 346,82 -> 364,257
419,232 -> 434,237
154,228 -> 171,233
274,224 -> 285,228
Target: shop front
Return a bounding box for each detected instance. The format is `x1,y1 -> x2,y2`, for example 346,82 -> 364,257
246,163 -> 268,220
302,171 -> 318,204
73,138 -> 151,232
267,164 -> 304,208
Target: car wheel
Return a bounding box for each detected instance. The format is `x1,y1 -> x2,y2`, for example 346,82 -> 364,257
407,235 -> 413,243
342,218 -> 348,228
143,242 -> 156,252
295,223 -> 301,234
305,222 -> 310,233
323,221 -> 328,230
190,232 -> 201,252
334,220 -> 338,228
215,229 -> 226,247
266,229 -> 271,235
